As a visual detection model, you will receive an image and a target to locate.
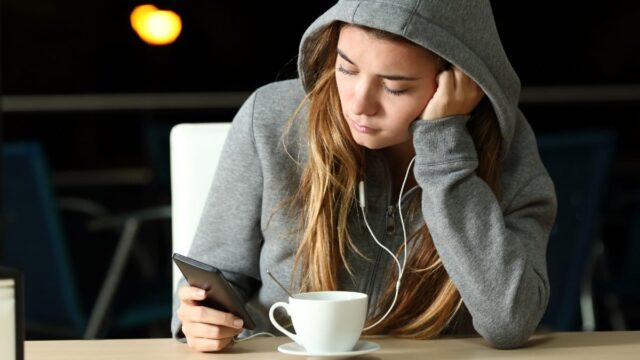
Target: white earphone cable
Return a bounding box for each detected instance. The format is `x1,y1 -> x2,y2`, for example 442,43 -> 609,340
359,207 -> 403,277
397,157 -> 415,278
233,331 -> 276,343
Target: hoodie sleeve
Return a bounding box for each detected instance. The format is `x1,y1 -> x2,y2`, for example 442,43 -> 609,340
171,91 -> 264,340
410,115 -> 556,349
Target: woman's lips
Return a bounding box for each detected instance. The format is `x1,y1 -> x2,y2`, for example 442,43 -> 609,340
351,120 -> 379,134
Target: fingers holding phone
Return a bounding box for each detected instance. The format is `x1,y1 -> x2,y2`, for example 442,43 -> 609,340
420,65 -> 484,120
178,285 -> 205,305
177,285 -> 244,329
177,285 -> 243,352
173,253 -> 257,352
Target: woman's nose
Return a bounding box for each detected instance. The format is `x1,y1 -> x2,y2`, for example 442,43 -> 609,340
350,80 -> 378,116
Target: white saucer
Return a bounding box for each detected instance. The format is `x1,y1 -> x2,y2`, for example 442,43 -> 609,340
277,340 -> 380,357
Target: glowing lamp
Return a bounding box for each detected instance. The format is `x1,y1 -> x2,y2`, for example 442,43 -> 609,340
131,4 -> 182,46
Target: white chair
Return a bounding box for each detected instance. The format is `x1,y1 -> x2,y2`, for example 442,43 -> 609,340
170,122 -> 231,292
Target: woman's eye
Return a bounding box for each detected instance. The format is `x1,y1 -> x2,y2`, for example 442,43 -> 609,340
383,85 -> 407,96
337,65 -> 407,96
337,65 -> 356,76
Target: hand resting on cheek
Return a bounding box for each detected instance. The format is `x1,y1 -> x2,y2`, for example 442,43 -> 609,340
420,66 -> 485,121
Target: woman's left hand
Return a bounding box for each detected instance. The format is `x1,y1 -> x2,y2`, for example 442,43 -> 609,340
420,66 -> 485,120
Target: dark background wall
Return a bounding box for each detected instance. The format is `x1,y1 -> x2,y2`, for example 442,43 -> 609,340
3,1 -> 640,94
1,0 -> 639,338
2,1 -> 640,168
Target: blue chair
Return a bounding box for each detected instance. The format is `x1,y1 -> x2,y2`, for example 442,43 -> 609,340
1,142 -> 171,338
537,131 -> 616,331
2,142 -> 86,337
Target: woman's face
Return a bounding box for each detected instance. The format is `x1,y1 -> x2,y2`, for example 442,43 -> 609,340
335,25 -> 441,150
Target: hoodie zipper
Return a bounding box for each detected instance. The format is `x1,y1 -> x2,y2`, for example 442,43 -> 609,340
365,244 -> 383,311
364,205 -> 397,313
386,205 -> 396,235
362,154 -> 419,313
363,156 -> 397,311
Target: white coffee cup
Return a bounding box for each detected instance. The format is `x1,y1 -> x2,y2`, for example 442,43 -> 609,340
269,291 -> 368,353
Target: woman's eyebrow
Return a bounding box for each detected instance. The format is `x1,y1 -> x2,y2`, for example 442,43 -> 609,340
337,48 -> 420,81
337,49 -> 356,65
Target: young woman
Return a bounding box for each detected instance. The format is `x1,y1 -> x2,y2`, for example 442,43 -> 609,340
172,0 -> 557,352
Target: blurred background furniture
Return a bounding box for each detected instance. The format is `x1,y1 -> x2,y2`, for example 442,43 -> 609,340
537,131 -> 616,331
591,197 -> 640,330
2,142 -> 88,337
1,141 -> 170,339
82,204 -> 171,339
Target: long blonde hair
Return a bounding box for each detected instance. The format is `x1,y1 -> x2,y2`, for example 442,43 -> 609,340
287,22 -> 502,338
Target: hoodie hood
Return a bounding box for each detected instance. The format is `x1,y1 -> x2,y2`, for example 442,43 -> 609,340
298,0 -> 521,157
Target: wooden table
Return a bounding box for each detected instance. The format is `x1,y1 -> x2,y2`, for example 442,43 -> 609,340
26,331 -> 640,359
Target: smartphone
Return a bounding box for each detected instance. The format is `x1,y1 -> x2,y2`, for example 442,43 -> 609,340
172,253 -> 256,330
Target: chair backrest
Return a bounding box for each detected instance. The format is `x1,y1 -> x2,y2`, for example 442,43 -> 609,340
1,142 -> 85,336
538,131 -> 616,331
169,123 -> 231,292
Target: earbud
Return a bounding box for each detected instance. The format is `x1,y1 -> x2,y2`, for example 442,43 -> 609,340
359,181 -> 366,208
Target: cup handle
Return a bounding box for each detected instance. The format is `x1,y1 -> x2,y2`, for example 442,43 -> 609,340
269,301 -> 299,344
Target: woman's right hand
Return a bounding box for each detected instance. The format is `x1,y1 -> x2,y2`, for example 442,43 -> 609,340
177,285 -> 245,352
420,66 -> 484,121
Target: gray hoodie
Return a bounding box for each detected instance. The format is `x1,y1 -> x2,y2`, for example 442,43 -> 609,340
171,0 -> 557,349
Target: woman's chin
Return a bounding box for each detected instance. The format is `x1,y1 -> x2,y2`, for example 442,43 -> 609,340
353,137 -> 387,150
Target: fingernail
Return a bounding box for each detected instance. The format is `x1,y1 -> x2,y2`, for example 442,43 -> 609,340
234,319 -> 243,328
197,289 -> 205,297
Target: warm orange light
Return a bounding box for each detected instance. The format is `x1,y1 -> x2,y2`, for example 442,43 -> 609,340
131,4 -> 182,46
